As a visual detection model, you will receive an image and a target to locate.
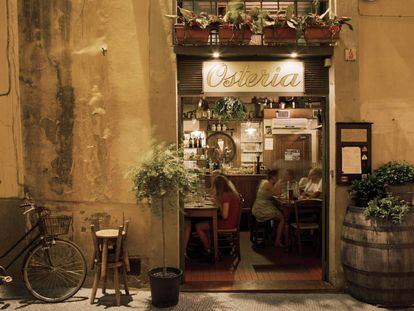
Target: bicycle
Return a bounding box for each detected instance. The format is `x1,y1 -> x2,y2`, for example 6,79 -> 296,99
0,199 -> 87,302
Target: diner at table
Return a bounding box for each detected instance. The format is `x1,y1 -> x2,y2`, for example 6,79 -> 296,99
251,166 -> 323,251
184,174 -> 241,262
252,169 -> 286,248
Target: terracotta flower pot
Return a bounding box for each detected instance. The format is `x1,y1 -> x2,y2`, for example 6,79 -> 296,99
263,26 -> 297,44
175,24 -> 210,45
218,25 -> 252,45
304,27 -> 340,43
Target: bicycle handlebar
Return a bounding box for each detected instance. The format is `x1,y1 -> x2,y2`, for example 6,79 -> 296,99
20,201 -> 48,216
23,207 -> 36,215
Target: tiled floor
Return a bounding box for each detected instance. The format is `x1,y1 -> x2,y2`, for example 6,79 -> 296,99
185,232 -> 322,283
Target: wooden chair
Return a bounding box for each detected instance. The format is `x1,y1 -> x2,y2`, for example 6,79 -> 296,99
90,225 -> 129,306
217,194 -> 244,263
290,199 -> 322,256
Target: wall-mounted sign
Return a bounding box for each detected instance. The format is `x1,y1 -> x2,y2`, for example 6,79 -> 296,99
202,61 -> 304,93
336,122 -> 372,185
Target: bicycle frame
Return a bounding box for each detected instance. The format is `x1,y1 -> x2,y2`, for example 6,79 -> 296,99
0,222 -> 42,270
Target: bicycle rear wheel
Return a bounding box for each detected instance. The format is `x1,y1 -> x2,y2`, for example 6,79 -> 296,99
23,239 -> 87,302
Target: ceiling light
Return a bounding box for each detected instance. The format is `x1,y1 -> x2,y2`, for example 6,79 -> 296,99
290,52 -> 298,58
212,51 -> 220,58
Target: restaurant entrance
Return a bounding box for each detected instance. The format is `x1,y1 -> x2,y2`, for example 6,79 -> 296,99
178,57 -> 331,291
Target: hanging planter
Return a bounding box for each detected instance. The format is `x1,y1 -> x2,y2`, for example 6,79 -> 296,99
263,26 -> 297,44
175,24 -> 210,45
218,25 -> 252,45
213,97 -> 246,120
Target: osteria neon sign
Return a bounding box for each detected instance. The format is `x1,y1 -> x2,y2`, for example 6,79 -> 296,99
202,61 -> 304,93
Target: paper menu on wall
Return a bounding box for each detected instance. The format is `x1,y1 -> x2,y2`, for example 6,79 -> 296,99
342,147 -> 362,174
264,138 -> 273,151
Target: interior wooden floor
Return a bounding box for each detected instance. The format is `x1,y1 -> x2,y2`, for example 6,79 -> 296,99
184,232 -> 324,291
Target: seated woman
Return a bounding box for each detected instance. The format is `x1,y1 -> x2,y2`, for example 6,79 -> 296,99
302,167 -> 323,199
274,169 -> 295,196
193,175 -> 241,259
252,170 -> 286,248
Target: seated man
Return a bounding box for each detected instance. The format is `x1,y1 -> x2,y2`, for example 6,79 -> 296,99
301,167 -> 323,199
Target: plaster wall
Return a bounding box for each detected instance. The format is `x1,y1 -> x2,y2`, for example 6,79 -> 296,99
0,0 -> 24,198
0,0 -> 25,277
329,0 -> 360,287
359,1 -> 414,165
329,0 -> 414,288
14,0 -> 178,281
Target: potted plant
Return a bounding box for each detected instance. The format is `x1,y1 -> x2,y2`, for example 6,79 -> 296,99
349,174 -> 386,207
218,1 -> 253,45
374,161 -> 414,204
131,144 -> 199,308
258,5 -> 300,45
342,192 -> 414,307
213,97 -> 246,120
364,195 -> 410,224
303,9 -> 353,43
167,7 -> 214,45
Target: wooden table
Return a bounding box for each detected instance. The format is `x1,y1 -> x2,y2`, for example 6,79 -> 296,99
184,201 -> 219,263
96,229 -> 125,281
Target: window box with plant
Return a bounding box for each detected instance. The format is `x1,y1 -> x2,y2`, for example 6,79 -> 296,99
167,8 -> 214,45
218,2 -> 253,45
131,144 -> 199,308
303,10 -> 352,43
257,6 -> 299,45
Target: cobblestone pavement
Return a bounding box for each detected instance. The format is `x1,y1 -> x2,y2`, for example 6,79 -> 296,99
0,284 -> 412,311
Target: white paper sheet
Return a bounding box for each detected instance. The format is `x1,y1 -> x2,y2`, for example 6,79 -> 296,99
342,147 -> 362,174
265,138 -> 273,151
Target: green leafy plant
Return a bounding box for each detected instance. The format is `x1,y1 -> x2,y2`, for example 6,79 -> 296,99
219,1 -> 252,30
365,195 -> 410,224
131,143 -> 199,275
350,174 -> 387,203
374,161 -> 414,186
166,7 -> 216,29
257,5 -> 299,30
213,97 -> 246,120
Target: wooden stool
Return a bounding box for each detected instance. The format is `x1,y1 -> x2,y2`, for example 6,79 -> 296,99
90,225 -> 129,306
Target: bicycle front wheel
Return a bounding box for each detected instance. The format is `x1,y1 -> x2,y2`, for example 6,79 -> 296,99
23,239 -> 87,302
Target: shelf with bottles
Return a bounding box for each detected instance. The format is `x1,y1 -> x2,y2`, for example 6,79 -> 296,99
183,118 -> 263,122
241,150 -> 263,153
183,147 -> 207,150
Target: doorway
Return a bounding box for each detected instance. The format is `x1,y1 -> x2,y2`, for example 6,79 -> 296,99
179,95 -> 330,290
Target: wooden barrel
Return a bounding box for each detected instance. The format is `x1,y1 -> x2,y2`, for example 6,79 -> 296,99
341,206 -> 414,307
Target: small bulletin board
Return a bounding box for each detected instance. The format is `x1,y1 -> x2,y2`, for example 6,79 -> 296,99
336,122 -> 372,185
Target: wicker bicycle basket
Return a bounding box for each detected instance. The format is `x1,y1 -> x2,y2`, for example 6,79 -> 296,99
41,215 -> 72,236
